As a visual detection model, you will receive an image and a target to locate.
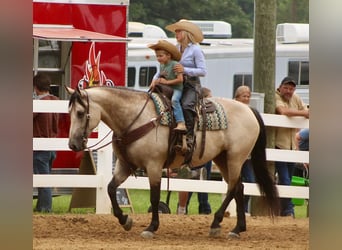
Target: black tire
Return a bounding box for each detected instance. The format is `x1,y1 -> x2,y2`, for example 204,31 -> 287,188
147,201 -> 171,214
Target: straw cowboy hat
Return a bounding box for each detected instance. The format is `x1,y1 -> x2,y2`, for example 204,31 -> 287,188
148,40 -> 182,61
165,19 -> 204,43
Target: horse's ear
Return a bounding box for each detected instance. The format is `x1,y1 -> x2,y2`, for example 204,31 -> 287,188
64,85 -> 75,95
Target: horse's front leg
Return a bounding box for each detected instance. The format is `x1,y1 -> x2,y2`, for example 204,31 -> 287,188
141,181 -> 161,238
107,161 -> 133,231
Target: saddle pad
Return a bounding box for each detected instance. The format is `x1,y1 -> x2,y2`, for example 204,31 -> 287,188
197,99 -> 228,131
150,93 -> 172,125
150,93 -> 228,131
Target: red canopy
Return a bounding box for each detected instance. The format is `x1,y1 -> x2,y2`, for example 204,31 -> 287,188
33,25 -> 129,43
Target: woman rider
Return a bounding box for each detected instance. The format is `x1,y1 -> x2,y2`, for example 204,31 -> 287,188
165,19 -> 207,166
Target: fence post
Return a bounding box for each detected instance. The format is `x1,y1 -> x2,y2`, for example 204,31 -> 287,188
95,122 -> 113,214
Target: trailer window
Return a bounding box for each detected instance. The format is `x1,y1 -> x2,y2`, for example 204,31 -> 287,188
288,61 -> 309,86
127,67 -> 136,87
139,67 -> 157,87
33,39 -> 66,98
233,74 -> 252,95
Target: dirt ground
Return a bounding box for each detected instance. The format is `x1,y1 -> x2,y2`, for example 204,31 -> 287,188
33,213 -> 308,249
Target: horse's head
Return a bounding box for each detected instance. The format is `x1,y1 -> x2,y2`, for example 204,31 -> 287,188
66,86 -> 101,151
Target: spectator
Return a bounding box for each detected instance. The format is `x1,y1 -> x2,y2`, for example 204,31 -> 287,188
181,87 -> 213,215
294,128 -> 309,176
164,20 -> 207,215
295,128 -> 309,152
234,85 -> 255,213
183,161 -> 212,214
33,73 -> 59,213
275,76 -> 309,217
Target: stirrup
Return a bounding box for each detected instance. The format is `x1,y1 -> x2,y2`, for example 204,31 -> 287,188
177,164 -> 192,179
181,134 -> 187,153
174,122 -> 187,132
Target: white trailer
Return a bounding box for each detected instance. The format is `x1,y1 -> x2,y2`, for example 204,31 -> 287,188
126,22 -> 309,105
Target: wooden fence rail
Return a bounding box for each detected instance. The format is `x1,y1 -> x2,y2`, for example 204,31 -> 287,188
33,100 -> 309,214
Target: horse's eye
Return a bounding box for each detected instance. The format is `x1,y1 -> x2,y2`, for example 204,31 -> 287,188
77,111 -> 85,119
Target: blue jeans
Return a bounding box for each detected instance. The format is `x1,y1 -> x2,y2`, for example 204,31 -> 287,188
241,159 -> 255,212
172,88 -> 185,123
33,151 -> 56,212
275,160 -> 295,216
187,161 -> 212,214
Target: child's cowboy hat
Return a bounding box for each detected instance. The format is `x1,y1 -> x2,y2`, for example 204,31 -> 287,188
165,20 -> 203,43
148,40 -> 182,61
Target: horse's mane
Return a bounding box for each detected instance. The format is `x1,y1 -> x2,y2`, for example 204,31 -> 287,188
94,85 -> 148,94
68,86 -> 150,108
97,86 -> 150,101
68,89 -> 86,109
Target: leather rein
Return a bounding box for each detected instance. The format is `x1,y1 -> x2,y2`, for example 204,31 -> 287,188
80,90 -> 164,173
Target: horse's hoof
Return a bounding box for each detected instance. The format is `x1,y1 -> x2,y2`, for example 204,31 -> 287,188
122,217 -> 133,231
209,227 -> 221,237
227,231 -> 240,239
141,230 -> 154,239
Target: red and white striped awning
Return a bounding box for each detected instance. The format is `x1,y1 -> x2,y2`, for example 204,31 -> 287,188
33,24 -> 129,43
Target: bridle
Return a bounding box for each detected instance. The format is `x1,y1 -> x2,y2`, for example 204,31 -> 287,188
75,88 -> 113,151
77,88 -> 164,152
82,89 -> 91,147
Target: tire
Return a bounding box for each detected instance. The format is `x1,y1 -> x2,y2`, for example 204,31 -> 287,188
147,201 -> 171,214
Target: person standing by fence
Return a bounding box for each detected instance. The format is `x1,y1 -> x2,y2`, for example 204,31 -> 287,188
33,73 -> 59,213
165,20 -> 207,215
294,128 -> 310,176
182,87 -> 213,215
275,76 -> 309,218
234,85 -> 256,214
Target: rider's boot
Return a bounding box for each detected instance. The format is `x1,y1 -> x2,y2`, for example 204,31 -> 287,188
174,121 -> 187,131
182,109 -> 196,166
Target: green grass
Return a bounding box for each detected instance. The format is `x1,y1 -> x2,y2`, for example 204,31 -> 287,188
33,189 -> 308,218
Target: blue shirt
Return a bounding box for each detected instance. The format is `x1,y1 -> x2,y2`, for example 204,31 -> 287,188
298,128 -> 309,151
178,43 -> 207,77
153,43 -> 207,80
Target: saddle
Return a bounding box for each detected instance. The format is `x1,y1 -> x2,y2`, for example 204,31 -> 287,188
151,84 -> 217,122
150,85 -> 225,160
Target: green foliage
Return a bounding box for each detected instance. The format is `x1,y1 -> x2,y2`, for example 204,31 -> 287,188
33,189 -> 308,218
277,0 -> 309,23
129,0 -> 308,38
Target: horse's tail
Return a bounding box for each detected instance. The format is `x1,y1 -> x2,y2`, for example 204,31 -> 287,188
250,107 -> 279,217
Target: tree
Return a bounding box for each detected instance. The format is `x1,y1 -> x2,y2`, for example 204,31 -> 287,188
129,0 -> 254,38
252,0 -> 277,216
129,0 -> 308,38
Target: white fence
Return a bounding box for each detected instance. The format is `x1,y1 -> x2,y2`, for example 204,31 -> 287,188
33,100 -> 309,214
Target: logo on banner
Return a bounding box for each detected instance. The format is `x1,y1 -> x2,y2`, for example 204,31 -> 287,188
78,42 -> 115,89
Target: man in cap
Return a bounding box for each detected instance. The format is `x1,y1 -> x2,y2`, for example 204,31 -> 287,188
275,76 -> 309,217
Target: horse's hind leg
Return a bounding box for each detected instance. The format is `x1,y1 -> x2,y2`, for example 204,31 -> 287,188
209,181 -> 246,238
229,180 -> 247,237
209,187 -> 234,237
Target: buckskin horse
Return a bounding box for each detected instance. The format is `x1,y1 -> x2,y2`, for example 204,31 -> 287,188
67,86 -> 278,239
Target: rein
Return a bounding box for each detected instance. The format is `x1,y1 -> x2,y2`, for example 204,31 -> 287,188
78,88 -> 172,186
112,92 -> 164,175
78,89 -> 165,175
